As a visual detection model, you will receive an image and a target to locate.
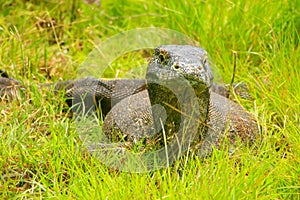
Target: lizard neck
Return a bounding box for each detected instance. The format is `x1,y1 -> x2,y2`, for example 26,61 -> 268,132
147,80 -> 210,135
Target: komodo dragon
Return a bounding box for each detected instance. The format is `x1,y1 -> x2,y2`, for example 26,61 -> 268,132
0,45 -> 259,159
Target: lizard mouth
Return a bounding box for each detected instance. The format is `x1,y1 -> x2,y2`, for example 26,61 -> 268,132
146,70 -> 209,91
183,73 -> 212,88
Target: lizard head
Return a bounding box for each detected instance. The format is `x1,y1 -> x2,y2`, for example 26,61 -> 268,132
146,45 -> 213,88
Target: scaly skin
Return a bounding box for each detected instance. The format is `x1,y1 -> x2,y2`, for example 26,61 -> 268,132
104,46 -> 212,155
104,45 -> 259,157
0,45 -> 259,159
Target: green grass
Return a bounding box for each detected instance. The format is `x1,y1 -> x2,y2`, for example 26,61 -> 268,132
0,0 -> 300,199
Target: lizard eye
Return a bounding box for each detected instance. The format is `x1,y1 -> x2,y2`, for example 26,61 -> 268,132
156,50 -> 169,65
158,54 -> 165,63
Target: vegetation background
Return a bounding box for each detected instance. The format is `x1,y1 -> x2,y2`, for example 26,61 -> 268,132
0,0 -> 299,199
